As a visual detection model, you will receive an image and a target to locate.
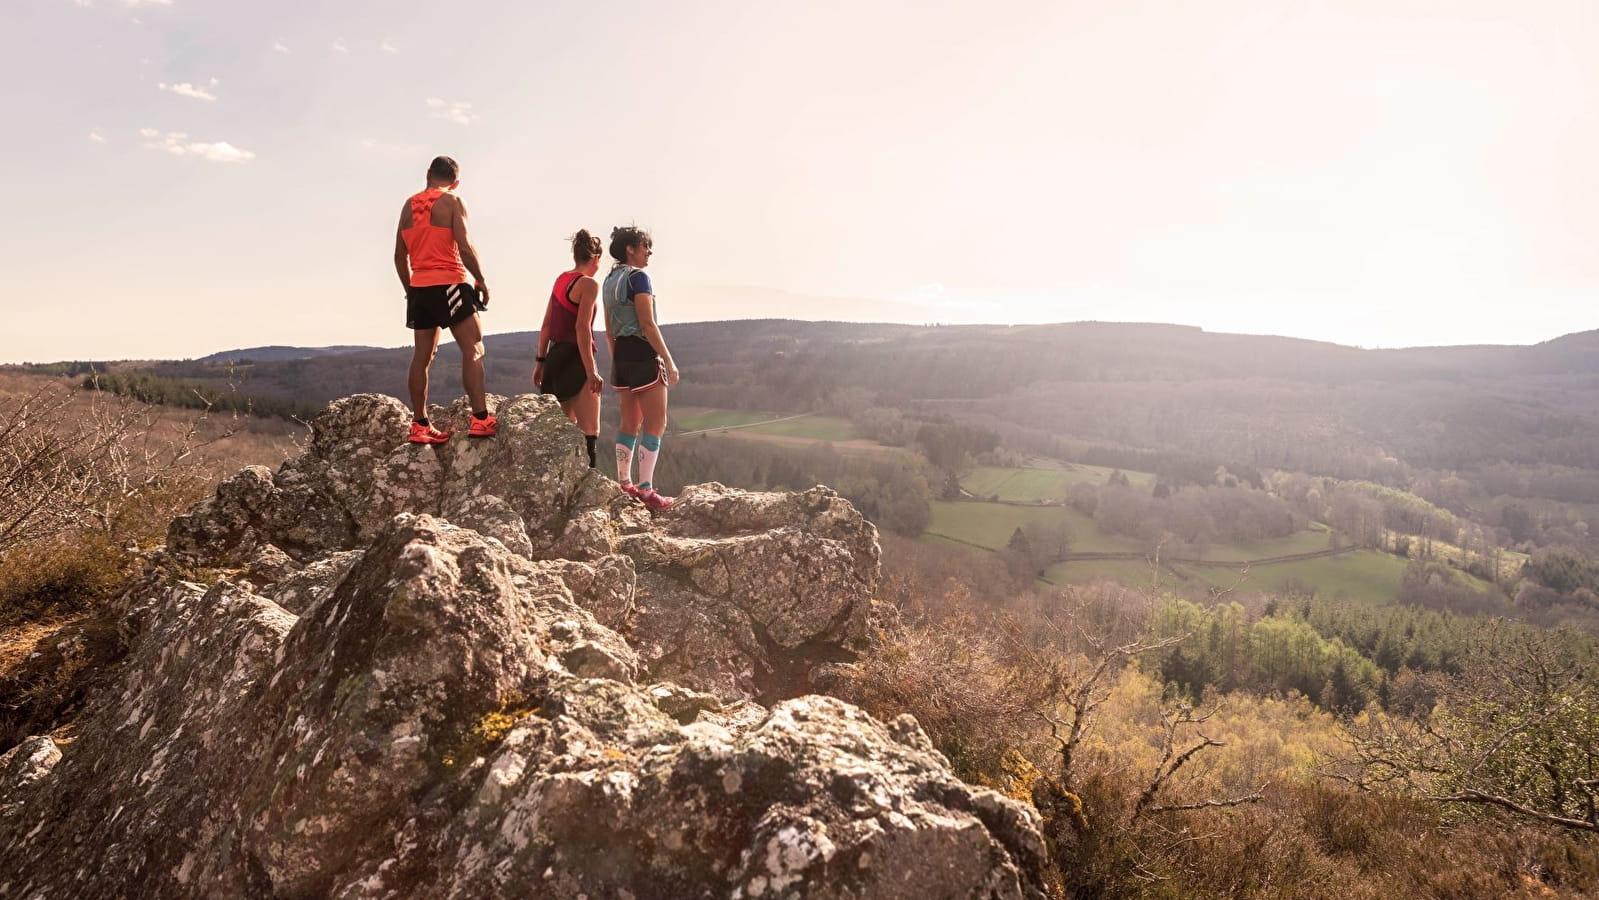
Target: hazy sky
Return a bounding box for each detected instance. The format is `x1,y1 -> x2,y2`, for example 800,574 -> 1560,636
4,0 -> 1597,362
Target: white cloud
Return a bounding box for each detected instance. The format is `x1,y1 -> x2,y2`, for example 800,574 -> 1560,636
88,131 -> 106,144
426,98 -> 476,126
381,40 -> 398,54
272,41 -> 290,54
159,81 -> 217,101
141,130 -> 255,163
331,38 -> 348,53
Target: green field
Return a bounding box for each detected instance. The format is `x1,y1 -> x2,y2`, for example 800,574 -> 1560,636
673,411 -> 862,442
929,500 -> 1338,562
1044,550 -> 1411,603
927,501 -> 1147,554
743,415 -> 860,441
1181,551 -> 1412,602
962,465 -> 1155,500
1199,527 -> 1334,562
673,410 -> 783,431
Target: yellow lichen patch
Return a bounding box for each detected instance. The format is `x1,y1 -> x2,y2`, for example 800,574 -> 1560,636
996,748 -> 1044,808
442,693 -> 542,769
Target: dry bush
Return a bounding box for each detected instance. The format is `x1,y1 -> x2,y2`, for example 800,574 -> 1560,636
0,373 -> 299,754
0,378 -> 290,627
0,534 -> 129,630
830,610 -> 1058,782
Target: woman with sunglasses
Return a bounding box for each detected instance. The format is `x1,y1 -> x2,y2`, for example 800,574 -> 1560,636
602,225 -> 680,510
534,230 -> 604,466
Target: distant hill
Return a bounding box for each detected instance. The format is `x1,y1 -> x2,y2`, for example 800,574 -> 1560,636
197,345 -> 382,364
27,321 -> 1599,490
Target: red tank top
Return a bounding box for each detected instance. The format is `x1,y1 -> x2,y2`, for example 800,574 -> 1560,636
541,271 -> 595,349
401,188 -> 468,287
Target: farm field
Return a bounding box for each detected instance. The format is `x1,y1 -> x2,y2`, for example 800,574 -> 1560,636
1179,550 -> 1412,603
928,499 -> 1337,564
743,415 -> 859,441
926,501 -> 1147,554
672,409 -> 784,432
962,464 -> 1156,500
1199,526 -> 1334,561
1044,558 -> 1163,589
672,410 -> 863,442
1046,549 -> 1414,604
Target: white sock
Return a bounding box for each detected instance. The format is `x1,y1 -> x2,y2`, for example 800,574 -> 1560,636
615,433 -> 637,484
638,434 -> 662,490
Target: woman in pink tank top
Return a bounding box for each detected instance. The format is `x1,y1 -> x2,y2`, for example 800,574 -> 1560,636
535,230 -> 604,467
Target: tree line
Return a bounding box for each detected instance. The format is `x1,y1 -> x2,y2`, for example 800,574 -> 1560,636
80,373 -> 317,420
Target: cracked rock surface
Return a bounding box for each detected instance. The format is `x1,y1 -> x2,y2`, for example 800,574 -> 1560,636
0,394 -> 1048,899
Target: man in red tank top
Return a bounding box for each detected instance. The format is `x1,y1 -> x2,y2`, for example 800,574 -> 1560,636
392,155 -> 496,443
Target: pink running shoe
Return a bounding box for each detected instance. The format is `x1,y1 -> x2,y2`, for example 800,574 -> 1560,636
619,481 -> 641,498
639,488 -> 675,511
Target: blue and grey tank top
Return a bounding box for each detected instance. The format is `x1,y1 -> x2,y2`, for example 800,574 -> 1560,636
602,265 -> 654,339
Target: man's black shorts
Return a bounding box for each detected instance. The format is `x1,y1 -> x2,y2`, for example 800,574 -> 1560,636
406,283 -> 483,330
611,335 -> 664,393
539,341 -> 587,403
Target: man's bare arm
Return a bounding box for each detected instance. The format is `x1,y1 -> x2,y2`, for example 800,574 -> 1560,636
394,232 -> 411,289
450,196 -> 488,304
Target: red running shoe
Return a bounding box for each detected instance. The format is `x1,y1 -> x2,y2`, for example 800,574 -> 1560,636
639,488 -> 675,511
619,481 -> 641,498
408,421 -> 451,444
468,413 -> 498,438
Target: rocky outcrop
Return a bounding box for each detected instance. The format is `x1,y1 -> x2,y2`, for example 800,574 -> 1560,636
0,394 -> 1047,898
166,394 -> 877,700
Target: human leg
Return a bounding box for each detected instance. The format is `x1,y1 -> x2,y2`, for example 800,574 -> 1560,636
409,328 -> 441,419
636,385 -> 669,490
448,313 -> 488,416
574,384 -> 601,467
636,386 -> 672,509
616,391 -> 642,487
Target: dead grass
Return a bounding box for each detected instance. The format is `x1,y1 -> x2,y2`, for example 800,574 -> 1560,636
0,370 -> 301,755
0,611 -> 123,752
0,618 -> 75,679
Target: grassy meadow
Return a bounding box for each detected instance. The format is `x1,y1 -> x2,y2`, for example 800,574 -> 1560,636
673,409 -> 863,442
962,464 -> 1156,499
926,500 -> 1148,554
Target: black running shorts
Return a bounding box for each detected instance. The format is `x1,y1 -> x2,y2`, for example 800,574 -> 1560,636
611,335 -> 664,393
539,341 -> 588,403
406,283 -> 483,330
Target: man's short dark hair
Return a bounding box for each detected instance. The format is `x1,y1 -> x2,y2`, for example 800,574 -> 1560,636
427,156 -> 460,183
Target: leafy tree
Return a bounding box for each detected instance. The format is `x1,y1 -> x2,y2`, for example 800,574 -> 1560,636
1345,627 -> 1599,833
